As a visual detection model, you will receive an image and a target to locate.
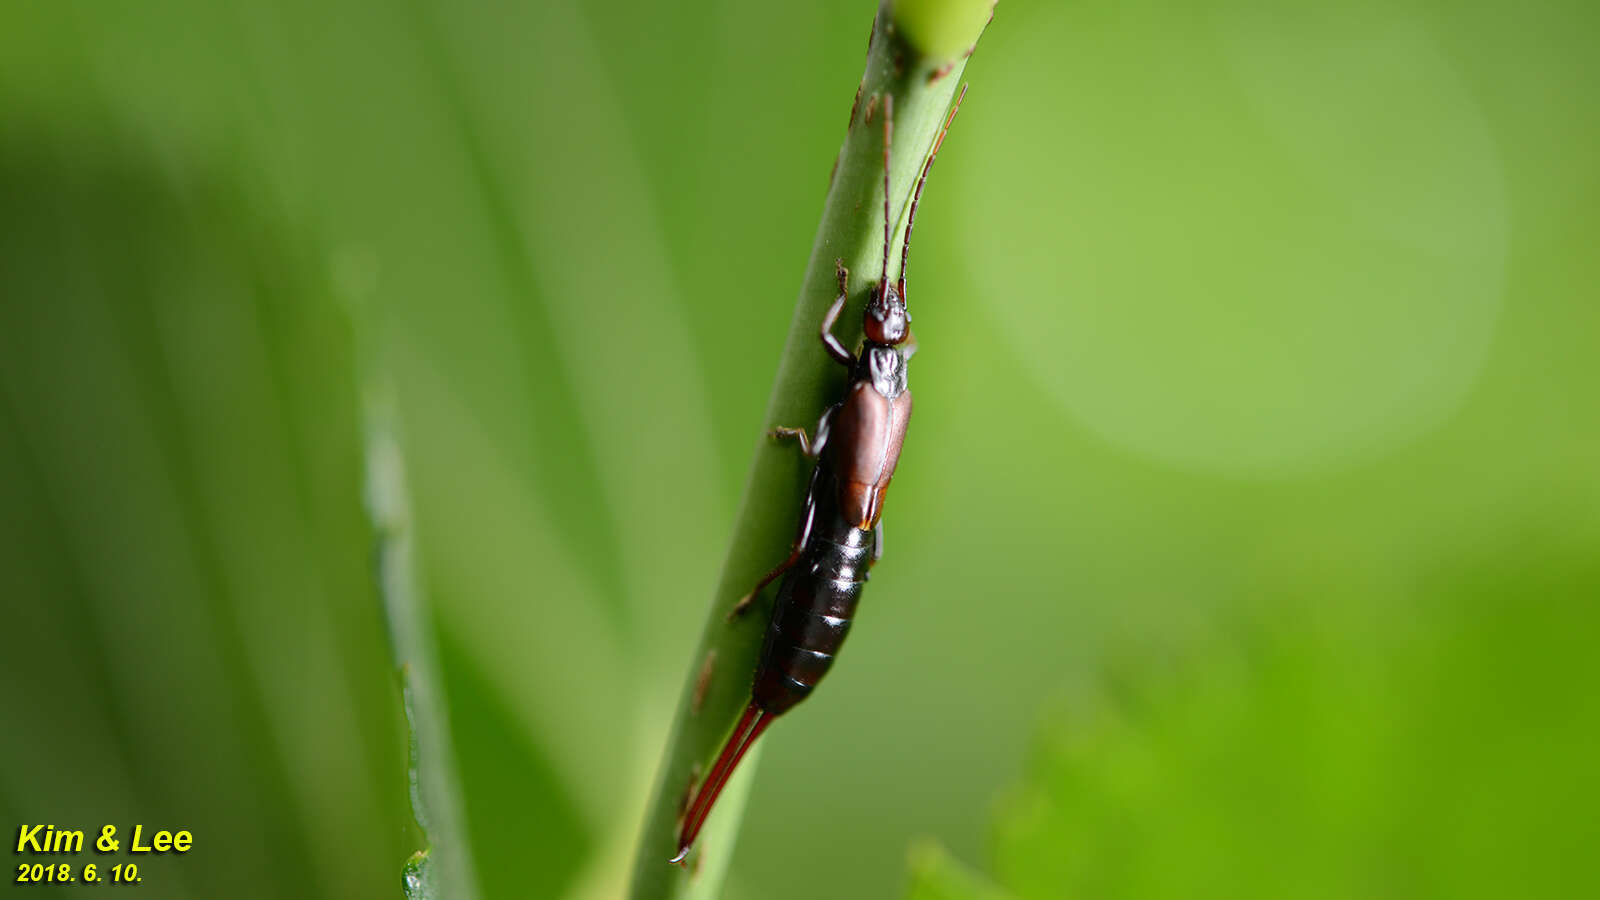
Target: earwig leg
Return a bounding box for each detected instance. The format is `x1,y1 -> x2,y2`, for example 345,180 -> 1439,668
872,519 -> 884,566
768,427 -> 814,457
821,293 -> 853,366
902,329 -> 920,361
727,466 -> 821,621
807,406 -> 834,458
767,404 -> 833,459
821,260 -> 856,368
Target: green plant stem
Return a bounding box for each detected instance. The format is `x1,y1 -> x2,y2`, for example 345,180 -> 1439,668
628,2 -> 993,896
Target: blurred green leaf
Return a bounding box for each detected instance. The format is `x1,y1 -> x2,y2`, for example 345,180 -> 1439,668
362,382 -> 481,899
906,840 -> 1012,900
0,113 -> 412,898
403,850 -> 436,900
972,540 -> 1600,899
436,624 -> 590,899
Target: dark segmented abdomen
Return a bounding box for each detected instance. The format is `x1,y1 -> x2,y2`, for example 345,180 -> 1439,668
752,499 -> 873,717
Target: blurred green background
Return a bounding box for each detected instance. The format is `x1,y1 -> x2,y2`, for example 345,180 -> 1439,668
2,0 -> 1596,898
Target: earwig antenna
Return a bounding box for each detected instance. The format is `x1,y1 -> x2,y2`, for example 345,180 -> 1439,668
880,93 -> 894,301
899,83 -> 968,292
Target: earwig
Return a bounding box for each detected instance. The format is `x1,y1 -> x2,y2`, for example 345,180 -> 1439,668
672,85 -> 969,865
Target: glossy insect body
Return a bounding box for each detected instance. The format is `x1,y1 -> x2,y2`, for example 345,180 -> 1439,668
754,302 -> 912,716
753,463 -> 877,716
672,86 -> 966,865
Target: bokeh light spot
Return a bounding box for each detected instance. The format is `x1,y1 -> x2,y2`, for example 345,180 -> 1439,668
965,2 -> 1506,475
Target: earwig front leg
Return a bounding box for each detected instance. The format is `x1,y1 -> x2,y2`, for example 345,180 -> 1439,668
902,329 -> 919,361
727,464 -> 822,621
821,260 -> 856,368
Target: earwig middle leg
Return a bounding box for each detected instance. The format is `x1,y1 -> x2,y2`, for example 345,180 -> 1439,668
768,407 -> 832,460
768,427 -> 815,457
821,259 -> 856,368
727,464 -> 822,621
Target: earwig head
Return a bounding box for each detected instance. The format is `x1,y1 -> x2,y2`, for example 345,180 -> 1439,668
864,281 -> 910,345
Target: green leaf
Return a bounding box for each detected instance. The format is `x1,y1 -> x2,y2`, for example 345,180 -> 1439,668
906,840 -> 1012,900
977,544 -> 1600,899
356,320 -> 481,899
436,623 -> 591,899
0,112 -> 413,899
402,850 -> 436,900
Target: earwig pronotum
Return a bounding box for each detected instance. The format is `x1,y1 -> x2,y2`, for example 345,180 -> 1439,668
672,85 -> 969,865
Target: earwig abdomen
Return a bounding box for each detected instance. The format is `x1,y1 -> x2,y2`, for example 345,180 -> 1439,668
752,476 -> 874,717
